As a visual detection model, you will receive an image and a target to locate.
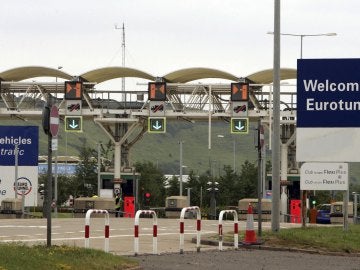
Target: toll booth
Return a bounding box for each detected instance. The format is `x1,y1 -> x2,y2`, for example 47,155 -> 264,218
0,198 -> 22,218
100,169 -> 140,198
238,198 -> 272,221
165,196 -> 188,218
330,201 -> 353,224
73,197 -> 114,217
290,200 -> 301,223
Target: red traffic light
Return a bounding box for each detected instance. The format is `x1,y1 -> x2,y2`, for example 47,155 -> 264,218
145,192 -> 151,198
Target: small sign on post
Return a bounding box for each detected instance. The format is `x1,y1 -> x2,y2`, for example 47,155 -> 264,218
50,105 -> 59,137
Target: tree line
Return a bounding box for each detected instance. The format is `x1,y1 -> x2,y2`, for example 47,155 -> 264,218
39,141 -> 360,210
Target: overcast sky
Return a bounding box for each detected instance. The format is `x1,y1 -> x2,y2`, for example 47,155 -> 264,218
0,0 -> 358,88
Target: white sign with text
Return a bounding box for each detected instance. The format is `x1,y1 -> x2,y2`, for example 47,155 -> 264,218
300,162 -> 348,191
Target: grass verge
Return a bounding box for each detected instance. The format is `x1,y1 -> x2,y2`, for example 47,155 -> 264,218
0,244 -> 138,270
221,225 -> 360,253
263,225 -> 360,253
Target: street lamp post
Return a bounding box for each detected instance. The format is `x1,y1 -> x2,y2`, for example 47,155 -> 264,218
267,32 -> 337,59
267,30 -> 336,230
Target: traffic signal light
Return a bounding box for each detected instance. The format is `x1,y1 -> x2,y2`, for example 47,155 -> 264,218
38,184 -> 45,198
144,192 -> 151,207
231,82 -> 249,101
148,82 -> 166,101
42,106 -> 50,135
65,81 -> 83,100
309,195 -> 316,207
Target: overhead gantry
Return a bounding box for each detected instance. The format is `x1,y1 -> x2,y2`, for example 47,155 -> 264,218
0,66 -> 297,218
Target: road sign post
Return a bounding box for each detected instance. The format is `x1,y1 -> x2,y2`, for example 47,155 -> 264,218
50,105 -> 59,137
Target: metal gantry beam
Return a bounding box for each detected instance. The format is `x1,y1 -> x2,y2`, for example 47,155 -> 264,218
0,81 -> 297,122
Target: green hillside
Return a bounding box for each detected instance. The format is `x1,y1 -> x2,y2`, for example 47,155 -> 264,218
131,120 -> 258,174
0,118 -> 258,174
2,118 -> 360,185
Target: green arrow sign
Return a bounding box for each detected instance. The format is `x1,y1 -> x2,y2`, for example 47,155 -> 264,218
148,117 -> 166,133
230,118 -> 249,134
65,116 -> 83,132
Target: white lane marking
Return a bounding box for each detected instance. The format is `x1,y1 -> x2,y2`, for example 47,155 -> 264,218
0,230 -> 217,243
0,225 -> 60,229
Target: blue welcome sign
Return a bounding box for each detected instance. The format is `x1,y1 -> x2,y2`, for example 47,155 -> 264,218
297,58 -> 360,127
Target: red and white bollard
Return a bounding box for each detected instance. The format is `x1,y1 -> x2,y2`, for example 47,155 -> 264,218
218,210 -> 238,251
84,209 -> 110,252
179,206 -> 201,254
134,210 -> 158,256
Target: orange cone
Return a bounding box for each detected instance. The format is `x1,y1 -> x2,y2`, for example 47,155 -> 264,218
243,203 -> 258,245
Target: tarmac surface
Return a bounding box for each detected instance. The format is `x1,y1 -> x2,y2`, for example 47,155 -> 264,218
1,217 -> 360,269
133,248 -> 360,270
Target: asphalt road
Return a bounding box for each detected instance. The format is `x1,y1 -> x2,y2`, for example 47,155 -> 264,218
0,217 -> 303,255
134,249 -> 360,270
1,217 -> 359,269
0,217 -> 248,255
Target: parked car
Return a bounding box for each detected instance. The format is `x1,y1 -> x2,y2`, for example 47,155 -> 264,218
316,204 -> 331,224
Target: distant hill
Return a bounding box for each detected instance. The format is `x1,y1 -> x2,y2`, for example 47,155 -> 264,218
2,118 -> 360,185
0,118 -> 258,174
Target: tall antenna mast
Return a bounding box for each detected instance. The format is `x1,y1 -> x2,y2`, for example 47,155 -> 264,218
115,22 -> 126,101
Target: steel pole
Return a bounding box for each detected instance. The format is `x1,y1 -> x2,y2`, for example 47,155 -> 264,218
233,139 -> 236,173
271,0 -> 281,232
257,120 -> 263,237
179,141 -> 183,196
14,144 -> 19,199
97,142 -> 101,196
353,193 -> 358,224
46,122 -> 53,247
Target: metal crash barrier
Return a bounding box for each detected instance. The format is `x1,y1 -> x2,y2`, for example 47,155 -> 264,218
84,209 -> 110,252
134,210 -> 158,256
179,206 -> 201,254
218,210 -> 238,251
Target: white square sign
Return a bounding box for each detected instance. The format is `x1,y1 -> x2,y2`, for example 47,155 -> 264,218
300,162 -> 348,191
